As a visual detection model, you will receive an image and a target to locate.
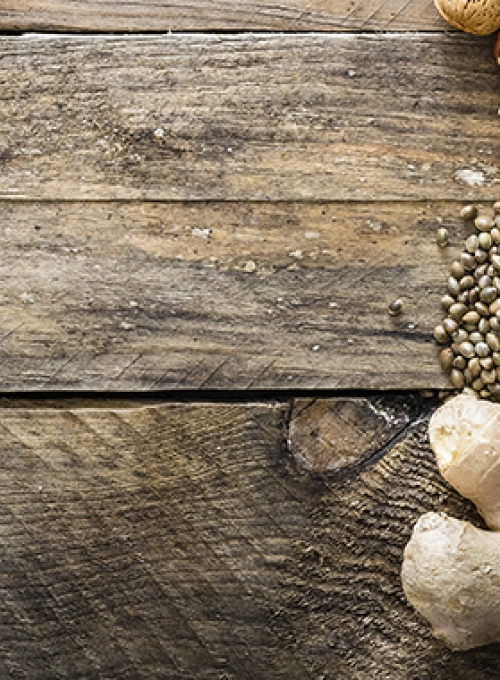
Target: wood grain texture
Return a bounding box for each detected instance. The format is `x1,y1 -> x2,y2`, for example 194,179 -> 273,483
0,0 -> 450,33
0,200 -> 480,391
0,399 -> 498,678
0,34 -> 498,202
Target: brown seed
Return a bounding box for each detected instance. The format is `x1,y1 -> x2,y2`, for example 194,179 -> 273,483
480,388 -> 491,399
488,265 -> 496,277
478,318 -> 490,334
479,232 -> 493,250
487,383 -> 500,397
475,249 -> 488,265
462,311 -> 480,325
492,254 -> 500,270
459,341 -> 475,358
493,277 -> 500,291
443,318 -> 458,335
452,355 -> 467,370
493,352 -> 500,366
433,324 -> 449,344
486,333 -> 500,352
451,328 -> 469,343
475,263 -> 489,279
478,275 -> 493,288
482,369 -> 497,384
469,287 -> 480,305
439,347 -> 454,371
448,276 -> 460,296
461,204 -> 478,220
388,299 -> 403,316
450,369 -> 465,389
480,357 -> 494,370
453,329 -> 468,344
492,227 -> 500,245
448,303 -> 467,320
475,302 -> 490,317
469,357 -> 482,377
465,235 -> 479,254
436,227 -> 449,247
450,261 -> 466,279
459,275 -> 475,290
494,202 -> 500,215
472,377 -> 484,391
480,287 -> 498,304
457,292 -> 469,305
461,252 -> 476,270
441,294 -> 455,310
469,332 -> 484,345
476,342 -> 491,357
475,215 -> 495,232
490,317 -> 500,332
490,299 -> 500,315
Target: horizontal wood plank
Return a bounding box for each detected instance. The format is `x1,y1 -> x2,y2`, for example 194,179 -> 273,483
0,0 -> 450,33
0,399 -> 497,677
0,34 -> 498,202
0,200 -> 480,391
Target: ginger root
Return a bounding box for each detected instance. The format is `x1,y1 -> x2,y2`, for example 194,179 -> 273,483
402,392 -> 500,650
429,390 -> 500,530
402,512 -> 500,651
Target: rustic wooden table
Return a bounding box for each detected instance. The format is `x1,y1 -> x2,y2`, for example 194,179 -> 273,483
0,1 -> 499,677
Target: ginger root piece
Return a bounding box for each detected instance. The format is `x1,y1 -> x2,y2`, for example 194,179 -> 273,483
434,0 -> 500,35
429,390 -> 500,530
402,512 -> 500,650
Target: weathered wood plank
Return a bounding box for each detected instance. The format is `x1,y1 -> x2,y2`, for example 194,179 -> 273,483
0,200 -> 478,391
0,398 -> 498,678
0,34 -> 498,202
0,0 -> 450,33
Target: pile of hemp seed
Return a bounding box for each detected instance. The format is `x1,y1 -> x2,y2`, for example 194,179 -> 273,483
435,202 -> 500,398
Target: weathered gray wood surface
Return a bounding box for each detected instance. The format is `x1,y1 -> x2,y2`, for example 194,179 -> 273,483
0,398 -> 497,678
0,34 -> 498,202
0,0 -> 449,33
2,2 -> 499,677
0,200 -> 478,391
